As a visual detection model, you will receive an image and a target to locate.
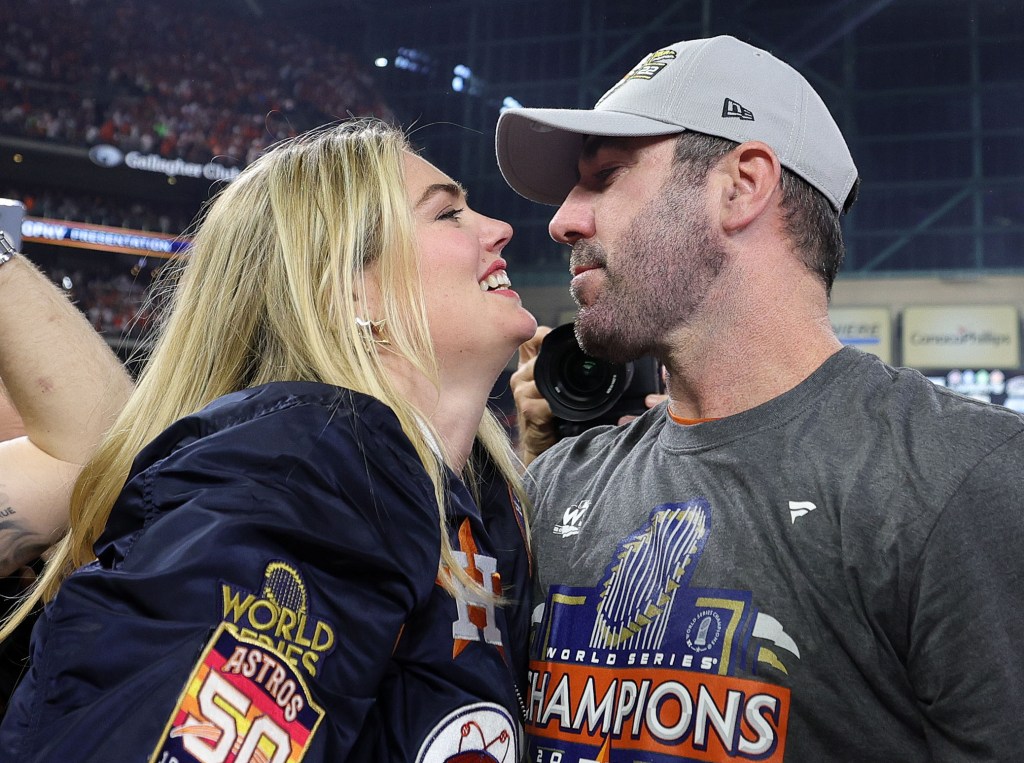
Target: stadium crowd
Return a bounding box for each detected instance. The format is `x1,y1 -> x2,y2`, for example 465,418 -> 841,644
2,185 -> 194,234
0,0 -> 395,165
18,251 -> 159,341
1,183 -> 186,342
0,0 -> 402,346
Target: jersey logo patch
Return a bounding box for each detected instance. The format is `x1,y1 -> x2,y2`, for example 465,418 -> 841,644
150,623 -> 324,763
442,518 -> 504,657
415,701 -> 521,763
219,561 -> 336,677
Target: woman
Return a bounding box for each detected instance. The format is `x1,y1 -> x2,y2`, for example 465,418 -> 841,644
0,119 -> 538,762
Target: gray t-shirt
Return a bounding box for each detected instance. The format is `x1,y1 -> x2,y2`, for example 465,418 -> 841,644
524,347 -> 1024,762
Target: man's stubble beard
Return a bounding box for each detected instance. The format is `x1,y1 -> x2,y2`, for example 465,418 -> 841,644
573,177 -> 726,364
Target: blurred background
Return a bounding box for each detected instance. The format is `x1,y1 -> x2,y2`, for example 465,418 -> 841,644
2,0 -> 1023,413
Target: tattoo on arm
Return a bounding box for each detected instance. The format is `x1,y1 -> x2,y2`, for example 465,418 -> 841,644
0,512 -> 50,575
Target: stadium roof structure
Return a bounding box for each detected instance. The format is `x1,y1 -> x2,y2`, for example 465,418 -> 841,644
3,0 -> 1021,277
280,0 -> 1024,277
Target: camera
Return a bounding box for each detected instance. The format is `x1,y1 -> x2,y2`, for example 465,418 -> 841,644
534,323 -> 663,437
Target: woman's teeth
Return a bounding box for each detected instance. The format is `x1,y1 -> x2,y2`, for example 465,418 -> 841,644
479,271 -> 511,291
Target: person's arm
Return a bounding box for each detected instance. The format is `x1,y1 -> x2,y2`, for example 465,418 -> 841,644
0,386 -> 25,442
0,246 -> 133,576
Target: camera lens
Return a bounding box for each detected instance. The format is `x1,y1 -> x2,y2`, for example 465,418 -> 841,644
560,351 -> 613,398
534,324 -> 632,422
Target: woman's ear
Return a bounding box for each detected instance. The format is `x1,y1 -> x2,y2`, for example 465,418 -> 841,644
717,141 -> 782,233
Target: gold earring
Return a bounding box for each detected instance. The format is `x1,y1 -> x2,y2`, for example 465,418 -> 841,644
355,316 -> 390,346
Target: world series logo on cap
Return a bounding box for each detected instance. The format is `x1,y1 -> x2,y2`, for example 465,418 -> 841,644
0,231 -> 16,267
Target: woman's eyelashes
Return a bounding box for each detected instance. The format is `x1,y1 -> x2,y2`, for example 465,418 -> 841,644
437,207 -> 465,223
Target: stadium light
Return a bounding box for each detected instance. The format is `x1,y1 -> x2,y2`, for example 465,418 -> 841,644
374,57 -> 389,68
500,96 -> 523,113
452,76 -> 465,92
395,47 -> 434,75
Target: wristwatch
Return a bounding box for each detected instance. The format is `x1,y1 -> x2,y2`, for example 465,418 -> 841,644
0,230 -> 16,267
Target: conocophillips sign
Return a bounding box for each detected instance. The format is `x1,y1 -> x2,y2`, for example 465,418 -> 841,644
88,144 -> 241,181
902,305 -> 1021,368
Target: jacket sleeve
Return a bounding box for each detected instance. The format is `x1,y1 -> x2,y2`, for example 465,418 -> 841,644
8,395 -> 443,761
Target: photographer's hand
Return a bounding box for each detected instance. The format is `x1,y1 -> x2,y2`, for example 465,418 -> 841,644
511,326 -> 558,466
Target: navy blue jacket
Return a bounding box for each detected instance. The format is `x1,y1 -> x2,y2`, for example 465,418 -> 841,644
0,382 -> 531,762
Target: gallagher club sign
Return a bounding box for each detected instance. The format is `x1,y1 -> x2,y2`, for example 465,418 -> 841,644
88,144 -> 241,181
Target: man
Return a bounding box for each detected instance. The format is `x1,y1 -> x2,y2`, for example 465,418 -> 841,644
497,36 -> 1024,761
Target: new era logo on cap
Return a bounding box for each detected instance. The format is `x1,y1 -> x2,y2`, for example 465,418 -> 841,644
722,98 -> 754,121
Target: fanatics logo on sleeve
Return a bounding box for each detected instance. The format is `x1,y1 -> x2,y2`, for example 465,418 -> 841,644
788,500 -> 817,524
553,499 -> 591,538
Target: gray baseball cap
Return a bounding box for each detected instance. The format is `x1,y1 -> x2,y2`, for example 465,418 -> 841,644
496,35 -> 858,212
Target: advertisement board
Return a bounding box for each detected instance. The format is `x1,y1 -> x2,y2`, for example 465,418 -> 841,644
829,307 -> 893,363
21,216 -> 188,259
901,305 -> 1020,368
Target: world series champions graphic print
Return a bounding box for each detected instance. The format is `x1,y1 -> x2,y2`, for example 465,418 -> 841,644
527,499 -> 796,762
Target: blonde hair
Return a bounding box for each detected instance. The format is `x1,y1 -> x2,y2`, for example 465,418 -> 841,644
2,120 -> 528,639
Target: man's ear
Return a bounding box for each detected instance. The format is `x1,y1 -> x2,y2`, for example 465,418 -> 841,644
717,141 -> 781,233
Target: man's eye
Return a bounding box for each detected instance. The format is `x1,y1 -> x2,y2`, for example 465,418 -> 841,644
594,167 -> 619,183
437,207 -> 464,222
